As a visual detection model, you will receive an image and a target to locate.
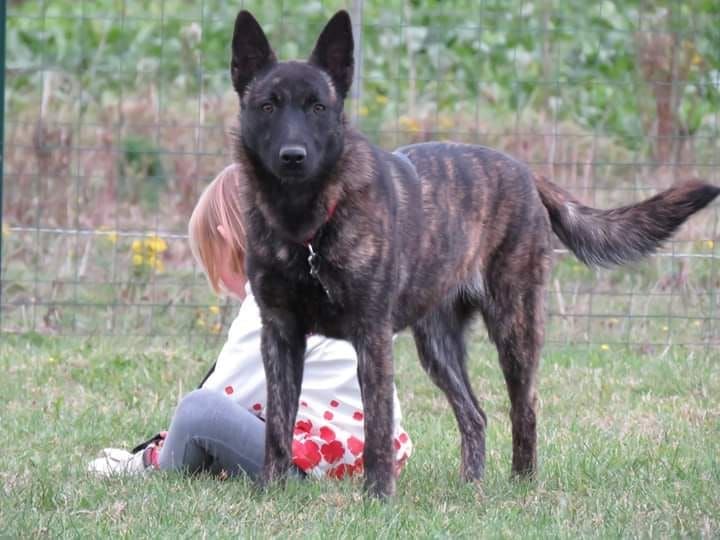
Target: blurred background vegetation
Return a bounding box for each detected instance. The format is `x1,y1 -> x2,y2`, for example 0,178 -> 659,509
2,0 -> 719,347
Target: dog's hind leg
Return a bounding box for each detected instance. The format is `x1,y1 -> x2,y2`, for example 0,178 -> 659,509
411,299 -> 488,482
481,271 -> 546,478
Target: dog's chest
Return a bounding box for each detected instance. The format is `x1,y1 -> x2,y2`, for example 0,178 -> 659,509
250,239 -> 360,337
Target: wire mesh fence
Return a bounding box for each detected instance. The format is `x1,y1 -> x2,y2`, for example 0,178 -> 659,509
1,0 -> 719,352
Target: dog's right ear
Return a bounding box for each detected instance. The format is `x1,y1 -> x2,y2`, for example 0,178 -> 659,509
230,10 -> 277,96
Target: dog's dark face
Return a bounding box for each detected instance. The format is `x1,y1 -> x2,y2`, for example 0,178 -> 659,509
231,10 -> 354,183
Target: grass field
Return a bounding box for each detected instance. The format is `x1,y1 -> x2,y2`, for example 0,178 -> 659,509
1,330 -> 718,538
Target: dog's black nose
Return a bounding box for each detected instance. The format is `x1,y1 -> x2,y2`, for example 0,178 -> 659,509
279,145 -> 307,166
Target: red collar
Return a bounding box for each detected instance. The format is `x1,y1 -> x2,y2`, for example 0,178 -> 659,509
303,202 -> 337,247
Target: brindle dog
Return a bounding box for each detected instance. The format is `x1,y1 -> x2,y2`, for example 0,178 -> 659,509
229,9 -> 720,498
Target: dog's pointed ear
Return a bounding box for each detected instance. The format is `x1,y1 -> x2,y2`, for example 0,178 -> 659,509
308,10 -> 354,100
230,10 -> 277,96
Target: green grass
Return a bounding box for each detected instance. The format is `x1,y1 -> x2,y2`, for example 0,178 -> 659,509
1,332 -> 719,538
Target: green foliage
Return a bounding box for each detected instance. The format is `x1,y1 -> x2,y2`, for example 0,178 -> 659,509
118,136 -> 167,207
6,0 -> 719,152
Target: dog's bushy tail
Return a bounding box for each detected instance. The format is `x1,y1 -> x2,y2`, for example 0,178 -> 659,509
534,175 -> 720,267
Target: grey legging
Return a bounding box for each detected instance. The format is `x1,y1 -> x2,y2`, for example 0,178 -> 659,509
158,388 -> 269,478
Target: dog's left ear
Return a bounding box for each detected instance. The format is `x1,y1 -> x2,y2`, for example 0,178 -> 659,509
308,10 -> 354,100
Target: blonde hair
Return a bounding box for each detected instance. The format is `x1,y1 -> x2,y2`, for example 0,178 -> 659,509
188,164 -> 247,294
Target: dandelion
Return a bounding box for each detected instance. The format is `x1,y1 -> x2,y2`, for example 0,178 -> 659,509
211,323 -> 222,335
48,356 -> 57,364
600,344 -> 610,351
375,95 -> 389,105
132,254 -> 144,266
196,318 -> 206,328
208,305 -> 220,315
693,320 -> 702,327
662,325 -> 669,332
704,240 -> 714,250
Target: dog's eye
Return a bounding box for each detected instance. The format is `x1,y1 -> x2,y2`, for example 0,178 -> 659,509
261,103 -> 274,113
313,103 -> 326,113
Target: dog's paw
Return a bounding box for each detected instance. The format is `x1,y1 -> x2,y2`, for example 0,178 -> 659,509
364,473 -> 396,500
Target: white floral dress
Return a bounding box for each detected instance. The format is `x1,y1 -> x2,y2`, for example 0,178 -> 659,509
202,286 -> 413,479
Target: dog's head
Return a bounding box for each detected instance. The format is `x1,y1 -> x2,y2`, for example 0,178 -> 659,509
231,10 -> 354,183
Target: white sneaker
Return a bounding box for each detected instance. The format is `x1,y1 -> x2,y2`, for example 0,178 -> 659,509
87,447 -> 149,477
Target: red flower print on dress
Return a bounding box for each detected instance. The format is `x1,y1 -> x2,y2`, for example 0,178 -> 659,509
300,400 -> 308,407
394,452 -> 409,476
328,463 -> 348,480
319,426 -> 336,443
323,410 -> 334,421
294,419 -> 312,433
393,438 -> 401,451
347,436 -> 364,456
329,399 -> 339,408
224,386 -> 234,395
252,403 -> 262,411
320,440 -> 344,464
292,439 -> 321,471
353,456 -> 364,474
352,411 -> 363,421
399,432 -> 409,444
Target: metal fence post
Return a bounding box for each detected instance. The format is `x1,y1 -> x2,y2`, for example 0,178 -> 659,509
350,0 -> 364,124
0,0 -> 6,332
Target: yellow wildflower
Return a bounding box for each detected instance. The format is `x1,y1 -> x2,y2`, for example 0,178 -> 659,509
208,305 -> 220,315
145,235 -> 167,254
399,116 -> 422,134
375,95 -> 389,105
211,323 -> 222,335
704,240 -> 714,250
131,235 -> 168,273
358,105 -> 369,117
1,222 -> 9,238
600,344 -> 610,351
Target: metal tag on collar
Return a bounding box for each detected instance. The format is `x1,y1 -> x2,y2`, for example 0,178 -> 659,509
307,243 -> 320,279
307,243 -> 332,301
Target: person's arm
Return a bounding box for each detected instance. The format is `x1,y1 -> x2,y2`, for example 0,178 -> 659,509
201,291 -> 268,416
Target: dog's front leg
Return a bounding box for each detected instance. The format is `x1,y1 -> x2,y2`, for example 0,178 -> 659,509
260,316 -> 306,487
354,326 -> 396,499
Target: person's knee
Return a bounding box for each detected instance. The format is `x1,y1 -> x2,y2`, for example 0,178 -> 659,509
173,388 -> 220,428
